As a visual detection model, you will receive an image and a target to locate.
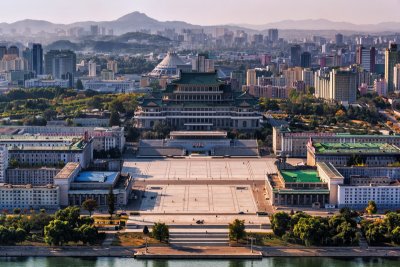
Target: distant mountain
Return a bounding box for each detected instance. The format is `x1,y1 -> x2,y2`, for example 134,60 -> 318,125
45,32 -> 173,53
1,12 -> 400,36
236,19 -> 400,32
0,12 -> 200,35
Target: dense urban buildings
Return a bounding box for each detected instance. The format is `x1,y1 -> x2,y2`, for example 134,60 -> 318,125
3,8 -> 400,251
385,43 -> 400,92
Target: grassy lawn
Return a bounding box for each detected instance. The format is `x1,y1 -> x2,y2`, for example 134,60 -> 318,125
111,232 -> 161,247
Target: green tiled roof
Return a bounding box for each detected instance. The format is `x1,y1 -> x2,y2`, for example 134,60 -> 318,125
273,189 -> 330,194
281,170 -> 321,183
313,142 -> 400,154
172,72 -> 221,85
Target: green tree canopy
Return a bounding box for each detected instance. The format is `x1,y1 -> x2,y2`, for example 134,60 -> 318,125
82,199 -> 98,217
229,219 -> 246,242
152,222 -> 169,242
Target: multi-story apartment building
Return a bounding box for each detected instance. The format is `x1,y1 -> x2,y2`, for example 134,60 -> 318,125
8,138 -> 93,168
83,80 -> 134,93
315,68 -> 357,104
319,163 -> 400,209
394,64 -> 400,91
245,85 -> 288,99
273,126 -> 400,157
6,167 -> 61,185
44,50 -> 76,86
0,145 -> 8,183
385,43 -> 400,92
3,126 -> 125,153
135,72 -> 262,131
0,184 -> 60,210
356,46 -> 376,72
307,141 -> 400,167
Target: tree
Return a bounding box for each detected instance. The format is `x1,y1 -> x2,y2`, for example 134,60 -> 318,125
152,222 -> 169,242
391,227 -> 400,245
82,199 -> 98,217
55,206 -> 81,228
364,220 -> 387,245
109,111 -> 121,127
0,226 -> 13,245
271,212 -> 291,237
76,79 -> 84,90
15,228 -> 27,243
229,219 -> 246,242
44,220 -> 70,246
30,211 -> 52,235
333,222 -> 358,245
366,200 -> 378,216
77,224 -> 99,245
293,217 -> 329,246
143,225 -> 150,235
384,212 -> 400,232
13,208 -> 21,215
107,187 -> 115,218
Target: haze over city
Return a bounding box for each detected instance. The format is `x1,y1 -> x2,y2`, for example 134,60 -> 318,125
2,0 -> 400,25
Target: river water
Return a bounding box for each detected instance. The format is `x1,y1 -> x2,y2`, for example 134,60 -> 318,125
0,257 -> 399,267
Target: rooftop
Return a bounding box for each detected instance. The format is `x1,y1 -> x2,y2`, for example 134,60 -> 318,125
54,162 -> 81,180
8,139 -> 89,151
317,162 -> 344,180
312,142 -> 400,154
170,131 -> 227,137
0,135 -> 78,142
74,171 -> 119,185
280,170 -> 322,183
172,72 -> 221,85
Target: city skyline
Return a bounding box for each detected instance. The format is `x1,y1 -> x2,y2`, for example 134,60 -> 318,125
1,0 -> 400,26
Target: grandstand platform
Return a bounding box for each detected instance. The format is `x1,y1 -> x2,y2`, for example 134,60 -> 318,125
137,131 -> 259,158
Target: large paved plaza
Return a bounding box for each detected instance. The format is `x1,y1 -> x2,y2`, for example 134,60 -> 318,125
140,185 -> 257,213
122,158 -> 279,181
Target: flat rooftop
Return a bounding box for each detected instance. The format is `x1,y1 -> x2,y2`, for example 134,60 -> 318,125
74,171 -> 119,185
312,142 -> 400,154
281,170 -> 322,183
0,135 -> 78,142
54,162 -> 80,180
8,140 -> 89,151
170,131 -> 227,137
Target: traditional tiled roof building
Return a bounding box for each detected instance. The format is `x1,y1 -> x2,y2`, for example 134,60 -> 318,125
135,72 -> 262,131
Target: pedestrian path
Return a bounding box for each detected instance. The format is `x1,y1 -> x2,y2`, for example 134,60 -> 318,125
102,233 -> 115,246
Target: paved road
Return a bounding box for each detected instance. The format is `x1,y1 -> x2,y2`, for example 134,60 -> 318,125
257,246 -> 400,257
379,110 -> 400,129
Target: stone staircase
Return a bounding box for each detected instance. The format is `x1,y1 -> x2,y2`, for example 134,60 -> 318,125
169,229 -> 230,247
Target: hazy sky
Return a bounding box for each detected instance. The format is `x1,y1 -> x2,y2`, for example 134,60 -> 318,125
2,0 -> 400,25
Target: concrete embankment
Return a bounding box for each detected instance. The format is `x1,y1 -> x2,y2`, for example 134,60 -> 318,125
0,246 -> 135,257
257,246 -> 400,257
1,245 -> 400,258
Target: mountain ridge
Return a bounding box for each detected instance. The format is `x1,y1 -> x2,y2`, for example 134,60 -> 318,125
0,12 -> 400,34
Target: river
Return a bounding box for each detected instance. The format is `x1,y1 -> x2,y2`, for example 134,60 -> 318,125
0,257 -> 399,267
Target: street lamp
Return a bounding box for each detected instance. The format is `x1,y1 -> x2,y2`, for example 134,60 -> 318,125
248,237 -> 256,253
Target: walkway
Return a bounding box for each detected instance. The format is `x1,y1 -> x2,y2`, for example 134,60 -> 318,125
134,246 -> 262,259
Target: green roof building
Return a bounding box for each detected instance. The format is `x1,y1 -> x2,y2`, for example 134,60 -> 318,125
307,141 -> 400,167
135,72 -> 262,131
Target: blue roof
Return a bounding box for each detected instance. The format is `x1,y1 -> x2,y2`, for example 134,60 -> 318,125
74,172 -> 118,185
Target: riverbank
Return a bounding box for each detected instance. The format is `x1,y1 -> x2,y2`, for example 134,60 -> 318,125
0,246 -> 134,257
257,246 -> 400,257
1,245 -> 400,258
